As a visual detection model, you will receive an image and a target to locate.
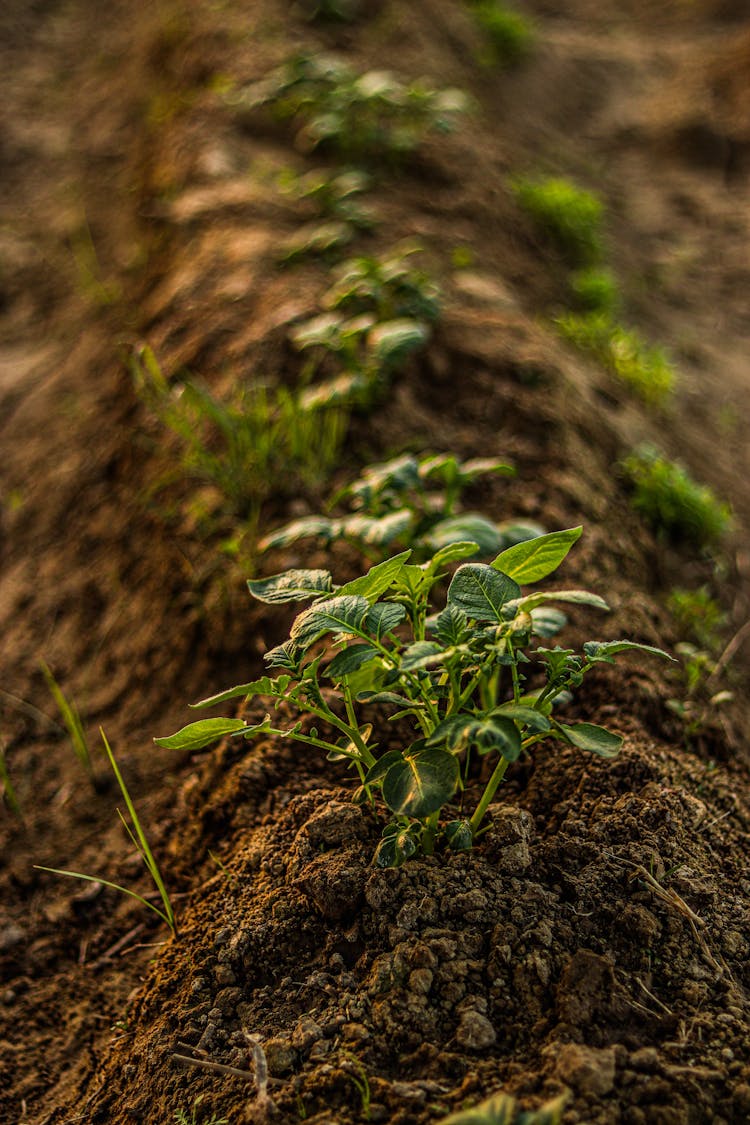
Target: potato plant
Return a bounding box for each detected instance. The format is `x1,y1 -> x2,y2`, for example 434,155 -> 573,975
260,451 -> 545,559
233,54 -> 469,163
157,529 -> 670,866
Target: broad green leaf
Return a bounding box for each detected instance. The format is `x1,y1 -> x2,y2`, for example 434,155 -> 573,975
400,641 -> 444,671
447,564 -> 521,622
428,714 -> 522,760
511,589 -> 609,613
258,516 -> 337,551
291,595 -> 370,650
382,748 -> 459,818
366,602 -> 406,639
264,641 -> 299,669
344,656 -> 389,698
492,526 -> 582,583
342,511 -> 413,546
426,514 -> 502,556
192,676 -> 291,709
426,541 -> 482,571
367,318 -> 429,367
365,749 -> 403,785
530,606 -> 568,638
326,644 -> 380,680
300,372 -> 363,410
374,827 -> 418,868
155,717 -> 247,751
583,640 -> 674,663
445,819 -> 474,851
348,455 -> 419,500
558,722 -> 622,757
461,457 -> 515,480
492,703 -> 550,733
357,690 -> 418,708
336,551 -> 411,599
247,569 -> 333,604
434,605 -> 469,646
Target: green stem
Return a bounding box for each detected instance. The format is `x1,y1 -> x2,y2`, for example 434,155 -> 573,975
469,755 -> 510,835
422,810 -> 440,855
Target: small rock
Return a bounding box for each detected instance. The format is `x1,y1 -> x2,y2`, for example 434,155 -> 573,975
630,1047 -> 659,1072
409,969 -> 433,995
481,805 -> 533,873
264,1038 -> 297,1076
456,1009 -> 496,1050
554,1042 -> 616,1097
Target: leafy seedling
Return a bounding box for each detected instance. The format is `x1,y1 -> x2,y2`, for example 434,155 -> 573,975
233,54 -> 470,164
556,313 -> 675,405
439,1089 -> 568,1124
158,529 -> 671,866
469,1 -> 535,68
621,445 -> 731,547
511,176 -> 605,267
260,450 -> 542,561
36,729 -> 176,934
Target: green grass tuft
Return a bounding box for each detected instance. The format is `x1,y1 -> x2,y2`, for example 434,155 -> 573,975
511,176 -> 605,267
621,446 -> 732,547
556,312 -> 675,406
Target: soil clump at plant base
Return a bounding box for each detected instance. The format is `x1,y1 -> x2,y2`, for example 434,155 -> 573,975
1,1 -> 750,1123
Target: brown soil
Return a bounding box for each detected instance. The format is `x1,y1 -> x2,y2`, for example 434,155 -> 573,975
2,1 -> 750,1123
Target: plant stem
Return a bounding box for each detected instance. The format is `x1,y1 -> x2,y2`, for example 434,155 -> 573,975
469,755 -> 510,835
422,810 -> 440,855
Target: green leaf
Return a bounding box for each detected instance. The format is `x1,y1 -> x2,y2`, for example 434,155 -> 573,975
428,714 -> 522,760
530,606 -> 568,638
264,641 -> 300,669
382,748 -> 459,818
367,318 -> 429,367
357,690 -> 418,708
365,749 -> 404,785
374,826 -> 418,868
154,717 -> 247,751
445,819 -> 474,851
291,595 -> 371,650
247,569 -> 333,604
192,676 -> 291,709
511,589 -> 609,613
447,564 -> 521,622
326,644 -> 380,680
342,511 -> 413,546
366,602 -> 406,639
336,551 -> 411,599
558,722 -> 623,757
492,526 -> 582,583
258,516 -> 337,551
400,641 -> 444,671
426,515 -> 502,556
426,541 -> 482,570
492,703 -> 550,733
434,605 -> 469,646
583,640 -> 674,663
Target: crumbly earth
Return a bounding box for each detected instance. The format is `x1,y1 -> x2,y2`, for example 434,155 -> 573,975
1,1 -> 750,1123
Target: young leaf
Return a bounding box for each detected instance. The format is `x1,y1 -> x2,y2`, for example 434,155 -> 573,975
367,318 -> 429,367
248,569 -> 333,604
336,550 -> 411,599
374,826 -> 418,868
291,594 -> 371,649
583,640 -> 674,663
426,515 -> 502,556
427,541 -> 482,571
259,516 -> 337,551
326,644 -> 380,680
382,748 -> 459,818
434,605 -> 469,646
342,510 -> 413,546
428,714 -> 522,760
492,703 -> 551,733
445,819 -> 474,851
511,589 -> 609,613
366,601 -> 407,639
492,527 -> 582,583
558,722 -> 622,757
447,564 -> 521,622
155,717 -> 247,751
192,676 -> 290,709
399,641 -> 444,671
